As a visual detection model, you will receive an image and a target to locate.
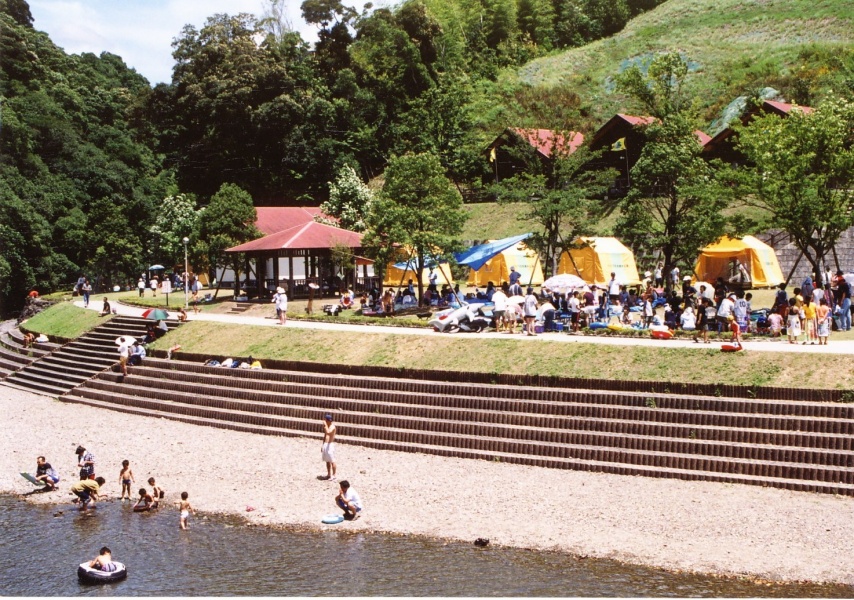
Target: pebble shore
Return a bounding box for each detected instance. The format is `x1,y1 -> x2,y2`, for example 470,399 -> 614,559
3,387 -> 853,585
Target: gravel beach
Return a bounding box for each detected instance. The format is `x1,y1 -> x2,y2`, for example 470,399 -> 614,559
3,387 -> 854,586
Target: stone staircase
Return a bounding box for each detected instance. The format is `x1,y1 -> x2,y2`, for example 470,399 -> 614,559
2,316 -> 179,397
61,359 -> 854,496
0,325 -> 56,377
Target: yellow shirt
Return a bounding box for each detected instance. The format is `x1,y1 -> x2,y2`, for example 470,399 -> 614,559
803,303 -> 817,319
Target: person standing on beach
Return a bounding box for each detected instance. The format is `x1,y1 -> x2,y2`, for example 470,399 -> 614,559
76,445 -> 95,480
321,413 -> 337,481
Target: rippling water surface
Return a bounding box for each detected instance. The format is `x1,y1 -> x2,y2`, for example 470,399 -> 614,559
1,495 -> 851,597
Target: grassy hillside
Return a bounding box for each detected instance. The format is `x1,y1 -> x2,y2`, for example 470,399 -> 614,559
502,0 -> 853,128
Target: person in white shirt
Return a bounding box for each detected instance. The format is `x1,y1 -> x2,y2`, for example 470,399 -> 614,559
491,284 -> 509,332
523,287 -> 538,336
117,339 -> 130,376
680,306 -> 696,331
335,480 -> 363,520
716,293 -> 736,333
608,272 -> 620,304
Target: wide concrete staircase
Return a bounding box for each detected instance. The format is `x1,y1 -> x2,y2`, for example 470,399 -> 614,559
61,359 -> 854,496
2,316 -> 179,396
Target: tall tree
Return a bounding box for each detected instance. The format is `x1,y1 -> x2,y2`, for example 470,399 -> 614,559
729,97 -> 854,286
492,137 -> 616,277
195,183 -> 260,297
616,53 -> 727,287
363,153 -> 466,300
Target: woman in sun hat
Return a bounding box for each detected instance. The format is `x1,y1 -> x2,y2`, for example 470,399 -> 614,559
272,286 -> 288,325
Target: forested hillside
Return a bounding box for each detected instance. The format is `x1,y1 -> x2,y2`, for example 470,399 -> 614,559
1,0 -> 852,314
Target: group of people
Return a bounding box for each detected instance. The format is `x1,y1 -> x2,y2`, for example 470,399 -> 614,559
766,272 -> 851,344
34,445 -> 194,531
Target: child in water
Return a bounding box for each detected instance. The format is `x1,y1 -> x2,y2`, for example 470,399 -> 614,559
178,492 -> 195,530
148,477 -> 164,508
119,460 -> 134,500
133,488 -> 154,512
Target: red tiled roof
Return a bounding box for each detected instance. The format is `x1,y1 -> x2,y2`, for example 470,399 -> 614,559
764,100 -> 814,115
226,221 -> 362,253
616,114 -> 656,126
254,206 -> 326,235
694,130 -> 712,146
508,128 -> 585,158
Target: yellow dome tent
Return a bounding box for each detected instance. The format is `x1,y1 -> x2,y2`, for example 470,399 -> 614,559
382,252 -> 454,288
557,237 -> 641,286
693,235 -> 784,289
467,240 -> 544,287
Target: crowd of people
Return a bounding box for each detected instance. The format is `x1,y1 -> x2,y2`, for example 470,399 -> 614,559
426,268 -> 852,343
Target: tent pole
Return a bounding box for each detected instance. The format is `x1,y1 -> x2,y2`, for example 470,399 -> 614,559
438,262 -> 462,306
527,253 -> 540,288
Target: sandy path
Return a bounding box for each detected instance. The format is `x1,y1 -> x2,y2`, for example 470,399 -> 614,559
3,387 -> 854,585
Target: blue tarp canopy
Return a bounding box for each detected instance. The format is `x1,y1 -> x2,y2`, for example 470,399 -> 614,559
453,233 -> 532,271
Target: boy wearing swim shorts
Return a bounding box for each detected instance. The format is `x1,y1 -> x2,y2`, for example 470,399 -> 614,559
119,460 -> 134,500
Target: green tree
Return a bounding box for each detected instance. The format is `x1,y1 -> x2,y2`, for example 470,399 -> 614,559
195,183 -> 260,296
363,153 -> 466,300
492,138 -> 616,276
616,53 -> 727,288
318,165 -> 375,232
729,97 -> 854,286
149,193 -> 201,269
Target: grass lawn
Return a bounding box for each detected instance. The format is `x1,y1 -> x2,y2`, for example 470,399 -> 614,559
20,301 -> 110,339
144,321 -> 854,391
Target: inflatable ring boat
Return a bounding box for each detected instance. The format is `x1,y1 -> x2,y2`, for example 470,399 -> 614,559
650,327 -> 673,340
77,562 -> 127,584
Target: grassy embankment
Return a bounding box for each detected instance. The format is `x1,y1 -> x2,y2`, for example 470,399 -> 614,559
20,301 -> 110,339
510,0 -> 853,125
22,301 -> 854,392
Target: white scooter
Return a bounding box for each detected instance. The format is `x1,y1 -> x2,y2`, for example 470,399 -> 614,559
428,303 -> 491,333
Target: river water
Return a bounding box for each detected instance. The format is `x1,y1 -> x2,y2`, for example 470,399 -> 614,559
1,495 -> 851,597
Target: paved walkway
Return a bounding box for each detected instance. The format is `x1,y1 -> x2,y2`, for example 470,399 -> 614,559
76,300 -> 854,355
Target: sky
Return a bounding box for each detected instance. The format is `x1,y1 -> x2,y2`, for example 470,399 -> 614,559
27,0 -> 323,85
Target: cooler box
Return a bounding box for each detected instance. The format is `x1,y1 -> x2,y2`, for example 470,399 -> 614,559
534,325 -> 544,334
552,322 -> 564,332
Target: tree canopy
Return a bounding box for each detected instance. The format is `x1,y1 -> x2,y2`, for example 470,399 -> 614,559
729,97 -> 854,285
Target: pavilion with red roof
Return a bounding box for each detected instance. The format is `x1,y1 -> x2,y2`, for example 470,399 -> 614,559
225,216 -> 366,300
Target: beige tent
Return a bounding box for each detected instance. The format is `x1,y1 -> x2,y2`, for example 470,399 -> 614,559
557,237 -> 641,286
467,240 -> 544,287
693,235 -> 784,288
383,260 -> 454,288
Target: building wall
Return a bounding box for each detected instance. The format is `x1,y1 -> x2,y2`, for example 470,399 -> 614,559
756,226 -> 854,285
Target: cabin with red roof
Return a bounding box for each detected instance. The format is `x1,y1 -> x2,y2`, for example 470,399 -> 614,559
703,100 -> 814,165
485,127 -> 584,185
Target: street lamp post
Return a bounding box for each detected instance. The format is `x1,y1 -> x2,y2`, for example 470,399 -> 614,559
183,237 -> 190,309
